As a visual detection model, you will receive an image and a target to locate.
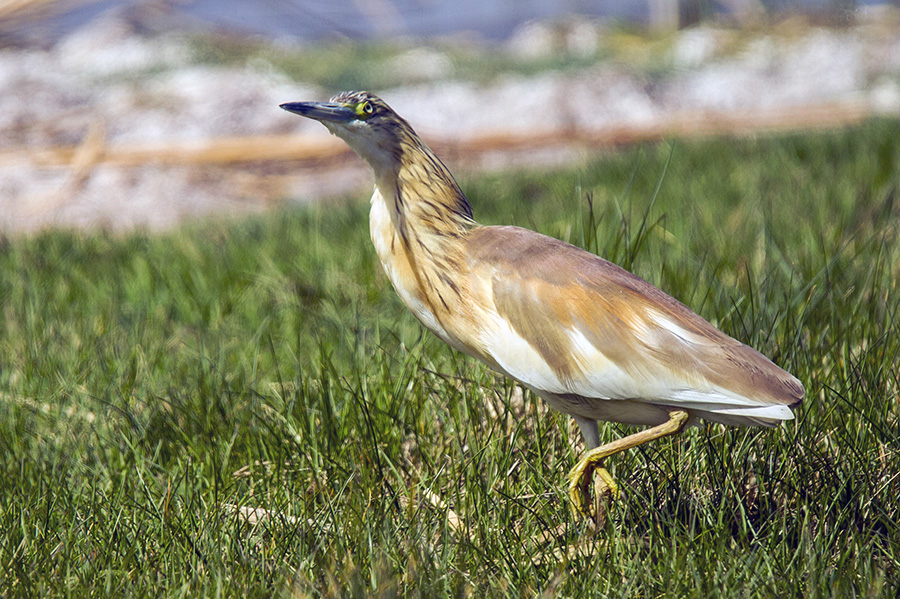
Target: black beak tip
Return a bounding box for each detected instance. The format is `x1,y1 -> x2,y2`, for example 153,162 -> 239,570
280,102 -> 304,114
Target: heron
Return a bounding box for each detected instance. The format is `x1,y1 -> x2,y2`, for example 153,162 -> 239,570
280,91 -> 803,518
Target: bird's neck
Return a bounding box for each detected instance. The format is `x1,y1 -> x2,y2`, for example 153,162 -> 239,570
372,141 -> 476,243
368,142 -> 478,341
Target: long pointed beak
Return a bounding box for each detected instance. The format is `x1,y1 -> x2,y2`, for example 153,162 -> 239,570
280,101 -> 356,123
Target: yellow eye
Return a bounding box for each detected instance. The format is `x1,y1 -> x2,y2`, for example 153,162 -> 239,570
358,101 -> 374,118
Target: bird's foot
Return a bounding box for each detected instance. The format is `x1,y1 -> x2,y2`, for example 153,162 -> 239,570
567,455 -> 619,523
566,411 -> 690,524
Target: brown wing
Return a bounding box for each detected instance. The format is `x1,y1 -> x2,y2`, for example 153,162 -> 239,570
465,225 -> 804,412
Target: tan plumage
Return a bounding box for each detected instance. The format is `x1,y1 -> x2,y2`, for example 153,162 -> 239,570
281,91 -> 804,518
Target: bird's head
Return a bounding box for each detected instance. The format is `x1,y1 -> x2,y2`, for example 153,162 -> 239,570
280,91 -> 412,175
281,91 -> 475,226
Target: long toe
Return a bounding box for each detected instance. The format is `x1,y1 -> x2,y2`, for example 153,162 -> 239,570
595,466 -> 620,500
567,460 -> 595,518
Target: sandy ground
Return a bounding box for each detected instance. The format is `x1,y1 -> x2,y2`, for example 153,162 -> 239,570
3,10 -> 900,234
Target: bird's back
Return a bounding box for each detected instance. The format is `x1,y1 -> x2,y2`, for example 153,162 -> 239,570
454,225 -> 803,426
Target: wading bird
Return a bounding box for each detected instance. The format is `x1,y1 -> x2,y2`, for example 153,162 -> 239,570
280,91 -> 804,518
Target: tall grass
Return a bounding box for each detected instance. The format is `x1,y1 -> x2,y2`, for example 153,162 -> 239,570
1,121 -> 898,597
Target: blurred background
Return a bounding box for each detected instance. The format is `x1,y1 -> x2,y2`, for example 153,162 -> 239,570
2,0 -> 900,233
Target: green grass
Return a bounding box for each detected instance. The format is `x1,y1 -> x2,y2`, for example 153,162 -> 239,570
2,121 -> 899,597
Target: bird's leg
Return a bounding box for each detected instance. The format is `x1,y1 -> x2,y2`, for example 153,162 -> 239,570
567,410 -> 690,519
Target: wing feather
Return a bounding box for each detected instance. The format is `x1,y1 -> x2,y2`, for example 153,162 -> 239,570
466,225 -> 804,420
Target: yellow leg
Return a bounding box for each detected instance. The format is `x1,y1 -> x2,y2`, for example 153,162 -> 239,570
567,410 -> 690,519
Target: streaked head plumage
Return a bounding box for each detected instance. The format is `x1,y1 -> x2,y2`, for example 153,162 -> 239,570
328,91 -> 393,122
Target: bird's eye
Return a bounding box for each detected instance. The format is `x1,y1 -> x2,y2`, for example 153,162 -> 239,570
358,101 -> 375,118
